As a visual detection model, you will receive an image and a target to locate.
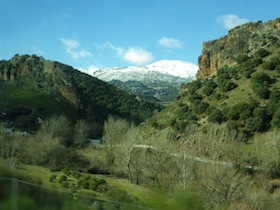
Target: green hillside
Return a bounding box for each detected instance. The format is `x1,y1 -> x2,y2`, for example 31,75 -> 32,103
0,54 -> 162,131
145,19 -> 280,141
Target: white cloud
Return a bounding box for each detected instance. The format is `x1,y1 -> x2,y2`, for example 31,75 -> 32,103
102,42 -> 154,65
217,14 -> 250,30
158,37 -> 183,49
103,42 -> 125,58
123,47 -> 154,65
61,38 -> 91,59
32,47 -> 45,55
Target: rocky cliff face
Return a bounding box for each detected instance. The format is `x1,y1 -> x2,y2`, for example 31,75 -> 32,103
197,18 -> 280,79
0,55 -> 81,107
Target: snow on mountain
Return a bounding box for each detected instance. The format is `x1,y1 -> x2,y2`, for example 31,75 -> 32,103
146,60 -> 198,79
92,60 -> 198,82
91,60 -> 198,102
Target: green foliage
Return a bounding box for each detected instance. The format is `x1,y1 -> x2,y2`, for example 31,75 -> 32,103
245,117 -> 265,131
262,56 -> 280,70
268,91 -> 280,115
271,109 -> 280,128
106,187 -> 138,204
193,101 -> 209,115
173,120 -> 189,133
236,55 -> 249,63
207,107 -> 224,123
255,48 -> 270,58
62,168 -> 71,176
189,92 -> 202,103
203,79 -> 217,96
58,175 -> 67,183
225,101 -> 257,121
216,66 -> 237,91
48,146 -> 90,171
188,79 -> 202,94
238,57 -> 262,78
251,72 -> 273,99
49,175 -> 57,182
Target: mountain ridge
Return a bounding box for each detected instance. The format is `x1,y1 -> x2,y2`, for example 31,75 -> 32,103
92,60 -> 198,102
0,54 -> 162,131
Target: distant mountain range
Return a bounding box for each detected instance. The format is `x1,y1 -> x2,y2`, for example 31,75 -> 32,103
92,60 -> 198,102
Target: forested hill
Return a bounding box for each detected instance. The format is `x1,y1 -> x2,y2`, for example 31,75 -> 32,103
145,18 -> 280,140
0,54 -> 162,131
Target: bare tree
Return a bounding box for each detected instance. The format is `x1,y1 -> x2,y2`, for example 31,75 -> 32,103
38,115 -> 71,146
197,164 -> 249,209
73,119 -> 90,148
0,124 -> 24,167
102,116 -> 130,170
145,128 -> 175,187
118,125 -> 140,183
22,131 -> 60,165
174,149 -> 196,192
255,129 -> 280,177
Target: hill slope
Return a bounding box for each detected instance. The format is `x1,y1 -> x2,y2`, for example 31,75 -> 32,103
145,17 -> 280,140
0,54 -> 162,131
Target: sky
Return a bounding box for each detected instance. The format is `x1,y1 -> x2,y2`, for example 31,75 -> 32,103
0,0 -> 279,73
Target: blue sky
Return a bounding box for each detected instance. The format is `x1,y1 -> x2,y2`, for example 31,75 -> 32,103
1,0 -> 279,72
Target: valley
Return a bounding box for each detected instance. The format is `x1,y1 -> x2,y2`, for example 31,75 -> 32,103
1,17 -> 280,209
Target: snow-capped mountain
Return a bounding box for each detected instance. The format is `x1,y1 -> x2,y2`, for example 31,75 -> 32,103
147,60 -> 198,78
92,60 -> 198,102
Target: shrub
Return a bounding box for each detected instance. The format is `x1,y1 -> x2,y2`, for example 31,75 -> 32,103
251,73 -> 273,99
188,79 -> 202,94
271,109 -> 280,128
236,55 -> 249,63
62,168 -> 71,176
58,175 -> 67,183
245,117 -> 265,131
49,175 -> 57,182
262,57 -> 280,70
189,93 -> 202,103
203,79 -> 218,96
268,91 -> 280,115
61,181 -> 69,188
255,48 -> 270,58
89,181 -> 99,191
72,172 -> 81,179
174,120 -> 189,133
207,107 -> 224,123
193,101 -> 209,115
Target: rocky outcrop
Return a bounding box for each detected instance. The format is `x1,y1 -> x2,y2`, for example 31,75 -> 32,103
197,18 -> 280,79
0,54 -> 81,108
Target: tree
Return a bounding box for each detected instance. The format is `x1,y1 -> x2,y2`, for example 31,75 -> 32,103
197,164 -> 249,209
255,48 -> 270,58
23,131 -> 60,165
73,119 -> 90,148
207,107 -> 224,123
38,115 -> 72,146
102,116 -> 130,170
145,129 -> 175,187
0,124 -> 24,167
118,125 -> 141,183
255,129 -> 280,177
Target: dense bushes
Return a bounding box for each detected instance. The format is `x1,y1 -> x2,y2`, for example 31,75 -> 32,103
216,66 -> 237,91
251,72 -> 273,99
